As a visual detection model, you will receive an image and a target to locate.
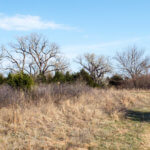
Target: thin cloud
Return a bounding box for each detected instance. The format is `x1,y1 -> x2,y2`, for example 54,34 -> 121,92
83,34 -> 89,39
62,37 -> 141,58
0,14 -> 76,31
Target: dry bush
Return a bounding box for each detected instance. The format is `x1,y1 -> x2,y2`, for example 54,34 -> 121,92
0,85 -> 25,107
0,82 -> 91,107
28,82 -> 92,103
135,75 -> 150,89
122,75 -> 150,89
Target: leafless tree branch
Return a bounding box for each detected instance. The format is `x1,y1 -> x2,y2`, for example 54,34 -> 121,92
3,33 -> 69,75
115,45 -> 150,79
76,53 -> 112,84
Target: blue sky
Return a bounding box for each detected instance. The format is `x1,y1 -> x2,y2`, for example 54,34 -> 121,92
0,0 -> 150,70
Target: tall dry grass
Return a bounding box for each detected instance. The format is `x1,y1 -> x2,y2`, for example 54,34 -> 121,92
0,84 -> 149,149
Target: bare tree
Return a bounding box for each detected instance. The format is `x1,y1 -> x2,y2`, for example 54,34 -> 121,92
115,46 -> 150,79
3,33 -> 68,75
2,42 -> 27,73
0,47 -> 4,71
0,47 -> 4,62
76,53 -> 112,84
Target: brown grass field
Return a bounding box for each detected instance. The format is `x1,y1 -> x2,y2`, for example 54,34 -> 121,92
0,84 -> 150,150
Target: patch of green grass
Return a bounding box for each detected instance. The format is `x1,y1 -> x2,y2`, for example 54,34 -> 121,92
91,119 -> 145,150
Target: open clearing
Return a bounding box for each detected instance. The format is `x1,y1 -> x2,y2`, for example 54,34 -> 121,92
0,87 -> 150,150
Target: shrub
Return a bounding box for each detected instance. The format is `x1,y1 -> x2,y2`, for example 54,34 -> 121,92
36,73 -> 46,83
109,74 -> 124,88
65,71 -> 73,82
46,69 -> 105,88
52,71 -> 65,83
122,75 -> 150,89
78,69 -> 100,87
7,72 -> 34,90
0,74 -> 5,84
46,73 -> 53,83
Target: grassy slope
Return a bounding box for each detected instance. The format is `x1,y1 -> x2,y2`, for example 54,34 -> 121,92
0,89 -> 149,150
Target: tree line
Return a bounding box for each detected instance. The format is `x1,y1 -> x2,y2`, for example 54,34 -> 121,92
0,33 -> 150,89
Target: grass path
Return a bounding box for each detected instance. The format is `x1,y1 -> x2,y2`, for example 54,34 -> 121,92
95,90 -> 150,150
126,107 -> 150,150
